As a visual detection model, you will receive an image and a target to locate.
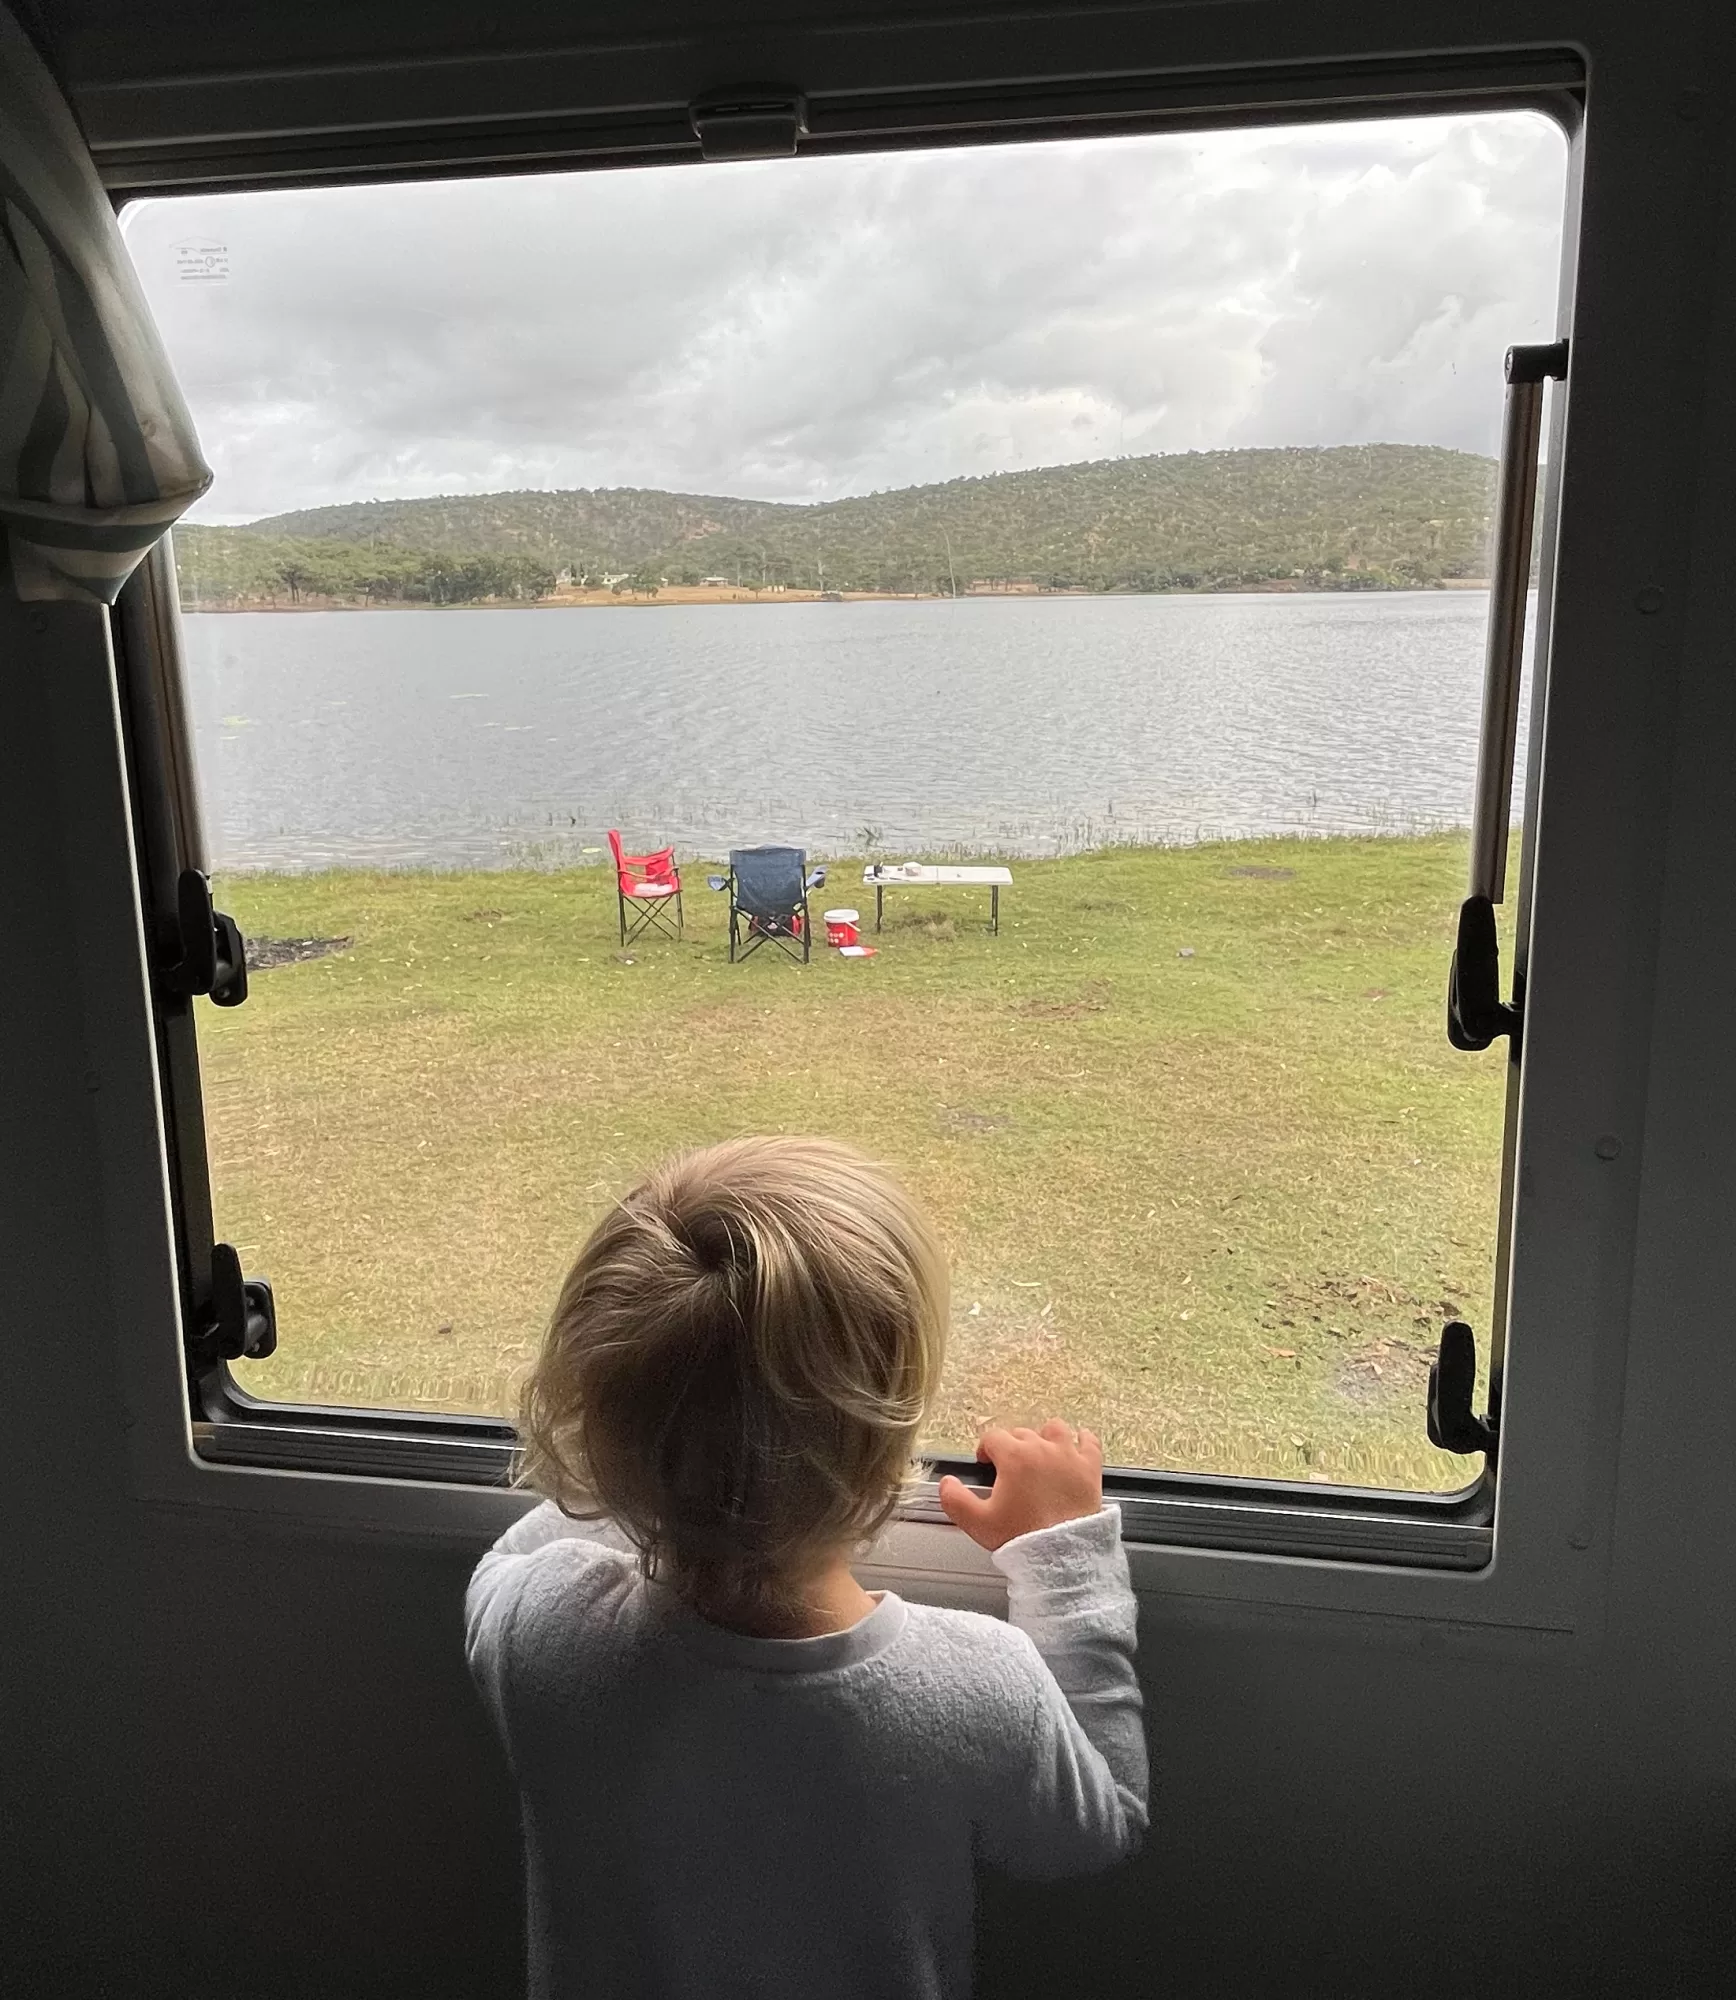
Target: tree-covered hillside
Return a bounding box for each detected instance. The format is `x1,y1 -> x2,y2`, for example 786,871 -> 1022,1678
173,529 -> 559,608
252,486 -> 782,568
176,444 -> 1496,606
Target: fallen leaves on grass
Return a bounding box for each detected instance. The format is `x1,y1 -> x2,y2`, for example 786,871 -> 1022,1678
245,934 -> 353,971
1334,1337 -> 1436,1407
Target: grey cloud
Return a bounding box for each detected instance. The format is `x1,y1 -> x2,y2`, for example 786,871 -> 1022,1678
122,113 -> 1568,523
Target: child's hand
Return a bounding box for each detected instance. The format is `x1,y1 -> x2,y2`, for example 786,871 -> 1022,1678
937,1420 -> 1103,1551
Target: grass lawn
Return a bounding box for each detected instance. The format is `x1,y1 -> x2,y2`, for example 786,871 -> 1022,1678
208,833 -> 1510,1490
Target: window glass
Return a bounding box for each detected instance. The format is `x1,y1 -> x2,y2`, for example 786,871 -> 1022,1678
125,112 -> 1566,1489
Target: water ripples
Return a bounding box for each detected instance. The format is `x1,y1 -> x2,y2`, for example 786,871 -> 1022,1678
181,592 -> 1533,872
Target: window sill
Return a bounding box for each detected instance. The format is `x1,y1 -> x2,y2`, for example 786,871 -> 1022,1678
191,1390 -> 1490,1573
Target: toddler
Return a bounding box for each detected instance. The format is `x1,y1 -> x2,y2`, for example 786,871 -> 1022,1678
466,1136 -> 1147,1999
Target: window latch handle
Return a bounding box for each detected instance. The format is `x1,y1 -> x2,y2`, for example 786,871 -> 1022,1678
1445,894 -> 1522,1053
189,1241 -> 277,1372
160,866 -> 249,1007
1427,1320 -> 1497,1458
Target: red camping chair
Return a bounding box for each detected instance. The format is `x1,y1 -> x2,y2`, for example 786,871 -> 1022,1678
608,830 -> 683,945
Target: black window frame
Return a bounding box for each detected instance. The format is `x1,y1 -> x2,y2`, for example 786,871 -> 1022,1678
112,44 -> 1585,1571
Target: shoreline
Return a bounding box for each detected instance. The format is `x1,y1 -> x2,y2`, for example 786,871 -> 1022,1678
212,827 -> 1477,879
180,577 -> 1494,613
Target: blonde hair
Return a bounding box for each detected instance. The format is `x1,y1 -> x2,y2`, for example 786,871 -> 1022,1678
519,1136 -> 949,1619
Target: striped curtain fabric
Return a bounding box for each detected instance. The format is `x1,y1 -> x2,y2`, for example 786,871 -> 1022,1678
0,5 -> 209,603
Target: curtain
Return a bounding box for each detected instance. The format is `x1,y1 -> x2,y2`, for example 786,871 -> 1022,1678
0,5 -> 209,603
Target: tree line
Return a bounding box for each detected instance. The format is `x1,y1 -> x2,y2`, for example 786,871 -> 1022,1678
174,531 -> 558,608
177,444 -> 1501,607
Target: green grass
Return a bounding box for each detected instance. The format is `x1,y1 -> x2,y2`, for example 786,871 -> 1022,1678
208,835 -> 1510,1490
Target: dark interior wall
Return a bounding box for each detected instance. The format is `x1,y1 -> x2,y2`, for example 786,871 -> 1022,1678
5,3 -> 1736,1995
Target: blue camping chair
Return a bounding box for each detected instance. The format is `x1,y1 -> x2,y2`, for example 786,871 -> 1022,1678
709,846 -> 826,964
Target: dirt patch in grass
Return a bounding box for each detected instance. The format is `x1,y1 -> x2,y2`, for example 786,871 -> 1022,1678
245,934 -> 352,971
1333,1336 -> 1435,1407
1258,1271 -> 1466,1412
1014,979 -> 1111,1020
940,1106 -> 1011,1134
885,910 -> 957,942
1227,865 -> 1296,880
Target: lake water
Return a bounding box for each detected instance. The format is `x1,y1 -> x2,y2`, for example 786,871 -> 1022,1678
181,591 -> 1531,871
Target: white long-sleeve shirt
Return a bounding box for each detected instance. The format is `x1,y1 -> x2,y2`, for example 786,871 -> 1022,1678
466,1501 -> 1147,2000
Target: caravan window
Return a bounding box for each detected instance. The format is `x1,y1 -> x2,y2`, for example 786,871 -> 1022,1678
123,108 -> 1567,1497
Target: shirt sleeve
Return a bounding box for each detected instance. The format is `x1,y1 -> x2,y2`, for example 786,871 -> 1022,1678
976,1506 -> 1149,1879
464,1500 -> 637,1755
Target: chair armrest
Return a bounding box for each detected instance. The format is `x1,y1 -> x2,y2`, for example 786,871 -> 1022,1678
624,845 -> 678,881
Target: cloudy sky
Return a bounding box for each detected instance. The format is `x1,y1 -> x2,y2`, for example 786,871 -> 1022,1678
122,113 -> 1567,524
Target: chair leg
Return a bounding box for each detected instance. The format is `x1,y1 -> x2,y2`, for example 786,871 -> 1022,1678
733,908 -> 815,966
617,889 -> 627,947
765,918 -> 804,964
620,887 -> 683,947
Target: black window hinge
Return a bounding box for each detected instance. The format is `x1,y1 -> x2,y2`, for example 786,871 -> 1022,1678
187,1242 -> 277,1374
159,867 -> 248,1007
1427,1319 -> 1498,1459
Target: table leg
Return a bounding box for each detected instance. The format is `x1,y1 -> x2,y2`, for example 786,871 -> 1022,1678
875,883 -> 884,933
991,884 -> 1000,935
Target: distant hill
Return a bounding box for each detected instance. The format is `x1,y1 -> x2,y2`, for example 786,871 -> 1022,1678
252,486 -> 783,566
174,444 -> 1497,606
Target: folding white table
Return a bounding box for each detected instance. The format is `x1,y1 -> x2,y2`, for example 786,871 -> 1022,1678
862,864 -> 1013,935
